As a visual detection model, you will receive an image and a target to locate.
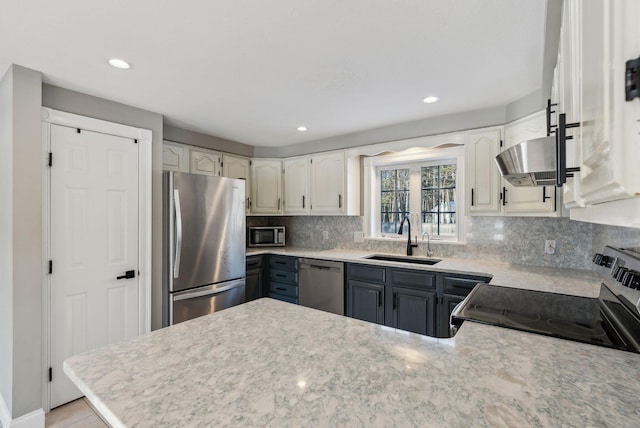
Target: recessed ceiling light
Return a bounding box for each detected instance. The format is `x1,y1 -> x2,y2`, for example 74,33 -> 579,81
108,58 -> 131,69
423,96 -> 439,104
297,126 -> 308,132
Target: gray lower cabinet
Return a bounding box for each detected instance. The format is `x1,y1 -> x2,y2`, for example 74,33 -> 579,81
346,262 -> 490,338
268,255 -> 298,304
437,273 -> 492,337
346,264 -> 386,325
347,280 -> 384,325
245,255 -> 264,302
390,286 -> 436,336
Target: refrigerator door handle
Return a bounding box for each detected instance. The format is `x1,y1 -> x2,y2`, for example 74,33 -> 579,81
174,188 -> 183,278
172,279 -> 245,301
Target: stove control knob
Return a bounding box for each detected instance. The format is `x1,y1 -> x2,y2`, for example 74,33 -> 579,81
601,256 -> 613,268
615,267 -> 630,282
622,270 -> 640,289
593,253 -> 604,265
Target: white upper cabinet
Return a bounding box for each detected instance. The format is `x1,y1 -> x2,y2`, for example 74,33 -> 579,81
503,111 -> 558,216
465,128 -> 502,215
190,148 -> 221,176
222,154 -> 251,214
283,156 -> 310,215
557,0 -> 584,209
309,151 -> 346,215
573,0 -> 640,205
250,159 -> 282,215
162,141 -> 189,172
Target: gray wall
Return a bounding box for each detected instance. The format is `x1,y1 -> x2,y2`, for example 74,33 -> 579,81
164,123 -> 253,157
0,65 -> 43,419
0,62 -> 15,420
42,84 -> 165,331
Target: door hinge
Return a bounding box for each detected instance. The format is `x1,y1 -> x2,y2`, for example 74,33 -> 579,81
249,160 -> 252,166
48,152 -> 53,167
76,128 -> 81,134
134,139 -> 138,144
48,367 -> 52,382
220,161 -> 223,168
310,159 -> 313,164
499,139 -> 503,148
48,260 -> 53,274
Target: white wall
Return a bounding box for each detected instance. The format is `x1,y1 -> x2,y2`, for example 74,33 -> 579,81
0,64 -> 43,420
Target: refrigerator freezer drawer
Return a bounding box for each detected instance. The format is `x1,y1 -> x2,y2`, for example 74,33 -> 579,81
170,279 -> 245,325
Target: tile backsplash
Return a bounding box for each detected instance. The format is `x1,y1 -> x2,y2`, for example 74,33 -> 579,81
248,216 -> 640,270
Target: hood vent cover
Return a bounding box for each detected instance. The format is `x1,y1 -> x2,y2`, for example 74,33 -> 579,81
494,136 -> 557,186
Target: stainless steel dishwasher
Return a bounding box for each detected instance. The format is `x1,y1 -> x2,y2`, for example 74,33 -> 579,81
298,258 -> 344,315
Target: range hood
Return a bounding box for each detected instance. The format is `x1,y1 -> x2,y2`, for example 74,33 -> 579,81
495,136 -> 558,187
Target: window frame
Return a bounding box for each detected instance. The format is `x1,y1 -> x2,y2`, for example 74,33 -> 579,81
364,146 -> 466,243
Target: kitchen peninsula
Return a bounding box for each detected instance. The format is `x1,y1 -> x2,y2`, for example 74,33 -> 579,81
66,297 -> 640,427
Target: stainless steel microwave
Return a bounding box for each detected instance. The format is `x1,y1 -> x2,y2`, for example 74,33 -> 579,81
248,226 -> 285,247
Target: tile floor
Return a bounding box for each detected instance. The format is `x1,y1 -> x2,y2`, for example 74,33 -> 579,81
45,398 -> 107,428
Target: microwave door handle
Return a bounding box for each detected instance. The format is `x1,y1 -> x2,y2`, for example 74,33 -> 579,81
174,189 -> 182,278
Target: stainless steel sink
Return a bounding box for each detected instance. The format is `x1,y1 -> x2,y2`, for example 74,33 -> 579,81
362,254 -> 441,265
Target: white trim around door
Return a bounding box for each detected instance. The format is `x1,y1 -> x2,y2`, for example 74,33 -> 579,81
40,107 -> 152,412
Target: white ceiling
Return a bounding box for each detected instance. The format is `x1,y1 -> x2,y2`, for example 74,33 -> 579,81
0,0 -> 547,147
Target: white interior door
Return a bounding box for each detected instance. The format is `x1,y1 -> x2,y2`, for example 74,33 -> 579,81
49,124 -> 140,408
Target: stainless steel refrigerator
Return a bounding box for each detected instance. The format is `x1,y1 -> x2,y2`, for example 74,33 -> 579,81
163,171 -> 246,326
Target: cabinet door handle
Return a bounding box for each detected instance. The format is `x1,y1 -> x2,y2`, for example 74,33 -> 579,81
471,188 -> 474,206
338,194 -> 342,208
542,186 -> 551,203
502,187 -> 507,206
277,198 -> 281,210
378,290 -> 382,307
275,287 -> 287,291
302,195 -> 305,209
276,273 -> 286,278
393,293 -> 397,310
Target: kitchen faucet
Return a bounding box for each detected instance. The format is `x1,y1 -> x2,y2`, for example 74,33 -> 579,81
397,215 -> 418,256
422,232 -> 434,257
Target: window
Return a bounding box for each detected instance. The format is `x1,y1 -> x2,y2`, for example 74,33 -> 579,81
365,146 -> 464,243
421,164 -> 456,238
380,168 -> 410,233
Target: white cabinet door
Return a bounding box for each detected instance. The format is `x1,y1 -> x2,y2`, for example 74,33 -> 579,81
162,141 -> 189,172
503,111 -> 558,216
190,148 -> 221,176
310,151 -> 345,214
577,0 -> 640,205
250,159 -> 282,214
465,128 -> 502,215
222,154 -> 251,213
283,156 -> 310,215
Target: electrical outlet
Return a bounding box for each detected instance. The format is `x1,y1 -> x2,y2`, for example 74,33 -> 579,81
323,231 -> 329,240
354,232 -> 364,243
545,240 -> 556,255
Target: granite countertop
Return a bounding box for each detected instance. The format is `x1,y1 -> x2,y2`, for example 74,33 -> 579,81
247,247 -> 601,297
65,298 -> 640,427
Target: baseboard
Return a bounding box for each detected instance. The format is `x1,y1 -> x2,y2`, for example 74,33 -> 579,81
7,409 -> 44,428
0,394 -> 10,428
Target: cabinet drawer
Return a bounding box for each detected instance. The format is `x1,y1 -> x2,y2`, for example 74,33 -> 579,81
348,264 -> 386,283
390,269 -> 436,289
269,281 -> 298,298
246,256 -> 263,270
269,268 -> 297,284
443,275 -> 489,296
269,255 -> 297,271
269,293 -> 298,304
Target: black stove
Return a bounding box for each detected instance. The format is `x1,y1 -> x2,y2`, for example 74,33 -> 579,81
451,246 -> 640,353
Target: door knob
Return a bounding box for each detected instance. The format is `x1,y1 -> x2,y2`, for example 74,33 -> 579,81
117,270 -> 136,280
